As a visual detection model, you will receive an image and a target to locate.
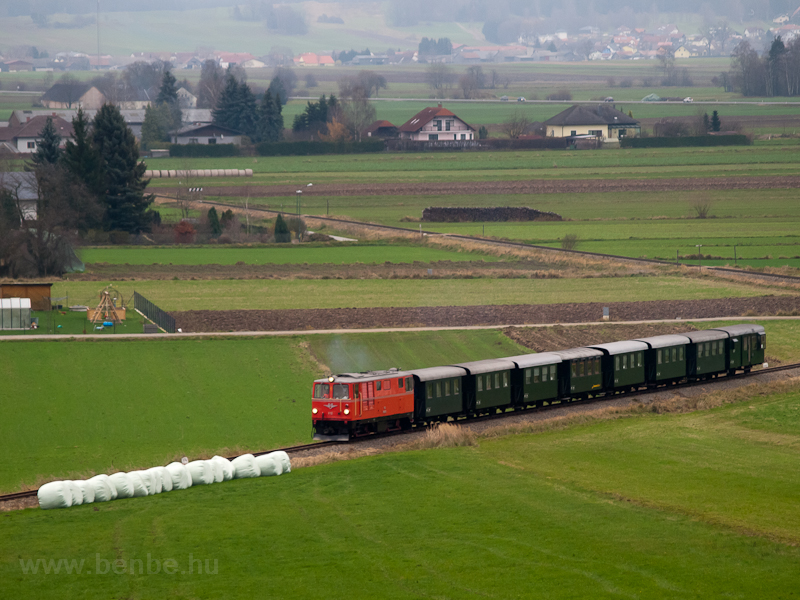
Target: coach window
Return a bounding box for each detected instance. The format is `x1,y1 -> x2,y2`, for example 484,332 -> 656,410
454,379 -> 460,394
477,376 -> 483,392
444,380 -> 450,396
760,334 -> 766,349
503,372 -> 509,387
549,365 -> 555,380
435,382 -> 442,398
333,384 -> 349,399
494,373 -> 500,389
571,363 -> 577,377
657,349 -> 662,364
533,368 -> 540,384
525,369 -> 532,385
314,383 -> 329,398
638,352 -> 643,367
623,354 -> 628,369
427,384 -> 433,400
615,356 -> 620,370
711,342 -> 716,356
578,361 -> 585,377
698,345 -> 703,358
486,375 -> 492,391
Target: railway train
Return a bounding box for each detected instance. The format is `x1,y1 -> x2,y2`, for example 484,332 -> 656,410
311,324 -> 766,441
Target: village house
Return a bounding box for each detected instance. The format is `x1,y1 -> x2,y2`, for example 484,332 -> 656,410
397,106 -> 475,141
293,53 -> 335,67
0,115 -> 74,154
364,120 -> 398,139
40,83 -> 106,109
543,104 -> 640,142
171,123 -> 243,146
177,87 -> 197,108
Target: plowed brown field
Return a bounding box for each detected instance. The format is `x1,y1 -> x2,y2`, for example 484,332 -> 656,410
172,295 -> 799,332
207,175 -> 800,198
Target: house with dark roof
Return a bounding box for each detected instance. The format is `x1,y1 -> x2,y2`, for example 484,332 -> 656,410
0,116 -> 74,154
41,83 -> 106,109
398,106 -> 475,141
364,120 -> 398,139
543,104 -> 640,142
171,124 -> 243,146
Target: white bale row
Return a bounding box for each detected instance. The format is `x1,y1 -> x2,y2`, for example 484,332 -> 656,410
144,169 -> 253,178
36,451 -> 290,509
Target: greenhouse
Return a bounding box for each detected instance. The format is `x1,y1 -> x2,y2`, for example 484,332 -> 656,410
0,297 -> 32,330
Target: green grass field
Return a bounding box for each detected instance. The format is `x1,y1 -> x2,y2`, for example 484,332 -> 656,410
3,372 -> 799,598
0,310 -> 146,337
0,330 -> 526,493
77,244 -> 499,266
51,276 -> 786,311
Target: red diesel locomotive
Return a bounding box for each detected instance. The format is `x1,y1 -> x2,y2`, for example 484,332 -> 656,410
312,369 -> 415,441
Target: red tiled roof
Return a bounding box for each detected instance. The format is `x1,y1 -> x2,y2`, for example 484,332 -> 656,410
398,107 -> 471,133
365,120 -> 396,133
0,115 -> 74,144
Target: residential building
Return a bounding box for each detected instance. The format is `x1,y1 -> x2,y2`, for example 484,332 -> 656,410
398,106 -> 475,141
0,115 -> 74,153
543,104 -> 640,142
177,87 -> 197,108
171,124 -> 243,145
364,120 -> 398,139
41,83 -> 106,109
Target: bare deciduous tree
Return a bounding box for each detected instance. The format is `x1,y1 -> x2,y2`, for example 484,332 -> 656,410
501,110 -> 532,139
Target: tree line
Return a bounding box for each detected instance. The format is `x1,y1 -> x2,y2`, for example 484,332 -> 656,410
729,37 -> 800,97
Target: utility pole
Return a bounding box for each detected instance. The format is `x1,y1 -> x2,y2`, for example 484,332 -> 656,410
696,244 -> 703,273
96,0 -> 100,70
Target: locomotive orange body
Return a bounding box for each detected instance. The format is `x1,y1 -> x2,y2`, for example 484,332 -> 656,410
311,369 -> 415,441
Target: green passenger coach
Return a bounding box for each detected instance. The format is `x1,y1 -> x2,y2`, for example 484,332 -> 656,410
452,358 -> 516,413
713,324 -> 766,373
588,341 -> 648,392
684,330 -> 728,379
635,334 -> 691,385
550,348 -> 604,399
411,366 -> 468,423
507,352 -> 562,407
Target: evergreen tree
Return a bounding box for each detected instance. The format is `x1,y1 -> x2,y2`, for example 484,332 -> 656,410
212,73 -> 258,140
212,73 -> 240,130
61,107 -> 104,231
237,80 -> 259,141
207,206 -> 222,236
702,112 -> 711,133
156,69 -> 182,134
257,90 -> 283,143
267,76 -> 288,106
273,213 -> 291,243
711,110 -> 721,132
92,104 -> 153,233
29,117 -> 62,167
140,103 -> 174,149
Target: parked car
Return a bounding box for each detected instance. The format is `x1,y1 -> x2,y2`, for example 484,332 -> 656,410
604,96 -> 614,102
683,97 -> 694,103
500,96 -> 509,101
517,97 -> 526,102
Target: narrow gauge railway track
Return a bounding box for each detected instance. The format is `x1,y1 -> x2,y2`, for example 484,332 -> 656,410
4,362 -> 799,507
199,199 -> 800,284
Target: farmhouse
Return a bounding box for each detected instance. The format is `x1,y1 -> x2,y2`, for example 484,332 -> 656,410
41,83 -> 106,109
544,104 -> 640,141
364,120 -> 398,139
171,123 -> 243,145
398,106 -> 475,141
0,115 -> 74,154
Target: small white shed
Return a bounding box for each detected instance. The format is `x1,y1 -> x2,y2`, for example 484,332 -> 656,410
0,297 -> 32,330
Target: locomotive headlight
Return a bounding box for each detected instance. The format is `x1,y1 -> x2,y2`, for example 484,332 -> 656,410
312,408 -> 318,414
328,375 -> 335,382
343,408 -> 350,415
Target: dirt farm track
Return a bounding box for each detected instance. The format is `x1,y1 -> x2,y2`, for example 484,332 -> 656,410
173,296 -> 800,333
206,175 -> 800,198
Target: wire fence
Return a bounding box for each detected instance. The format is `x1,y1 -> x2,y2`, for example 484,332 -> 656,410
133,291 -> 175,333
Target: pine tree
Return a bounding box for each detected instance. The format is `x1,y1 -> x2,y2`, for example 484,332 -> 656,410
274,213 -> 291,243
156,69 -> 182,134
702,112 -> 711,133
711,110 -> 721,132
61,107 -> 104,230
140,104 -> 173,149
267,76 -> 288,106
29,117 -> 62,167
237,80 -> 258,140
212,74 -> 240,130
212,74 -> 258,140
92,104 -> 154,233
256,90 -> 283,143
208,206 -> 222,236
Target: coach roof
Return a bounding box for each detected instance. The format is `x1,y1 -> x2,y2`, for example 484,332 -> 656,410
588,341 -> 649,355
451,358 -> 516,374
549,348 -> 604,360
410,366 -> 467,381
712,324 -> 766,337
634,334 -> 692,349
506,352 -> 563,368
682,330 -> 728,342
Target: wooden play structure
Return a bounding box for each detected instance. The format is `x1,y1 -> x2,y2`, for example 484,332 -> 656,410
87,286 -> 126,324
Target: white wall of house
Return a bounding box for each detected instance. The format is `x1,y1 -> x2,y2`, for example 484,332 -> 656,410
402,117 -> 473,141
172,134 -> 243,145
15,136 -> 39,153
546,124 -> 638,140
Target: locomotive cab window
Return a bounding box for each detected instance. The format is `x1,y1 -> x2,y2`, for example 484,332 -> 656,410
398,378 -> 404,389
376,381 -> 382,391
406,377 -> 413,391
314,383 -> 329,398
333,384 -> 349,399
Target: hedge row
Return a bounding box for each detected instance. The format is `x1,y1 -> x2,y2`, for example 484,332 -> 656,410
169,144 -> 241,157
256,139 -> 385,156
620,135 -> 751,148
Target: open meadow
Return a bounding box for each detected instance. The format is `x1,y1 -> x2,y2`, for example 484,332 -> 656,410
2,366 -> 799,598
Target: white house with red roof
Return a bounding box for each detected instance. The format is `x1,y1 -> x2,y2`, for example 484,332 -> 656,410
294,53 -> 335,66
0,115 -> 74,153
397,106 -> 475,141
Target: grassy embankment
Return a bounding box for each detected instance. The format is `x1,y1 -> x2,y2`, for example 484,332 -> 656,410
50,276 -> 786,311
2,363 -> 799,598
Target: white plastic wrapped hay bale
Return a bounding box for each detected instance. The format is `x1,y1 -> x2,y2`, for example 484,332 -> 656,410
165,462 -> 192,490
38,481 -> 72,509
254,454 -> 281,477
231,454 -> 260,479
211,456 -> 234,481
187,460 -> 214,485
128,472 -> 149,497
109,473 -> 134,498
88,474 -> 117,502
67,481 -> 84,505
74,480 -> 95,504
130,470 -> 158,495
149,466 -> 173,492
209,459 -> 225,483
268,451 -> 291,474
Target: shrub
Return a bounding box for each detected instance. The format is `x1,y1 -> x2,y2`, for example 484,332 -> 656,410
620,135 -> 751,148
546,89 -> 572,101
691,198 -> 712,219
173,220 -> 196,244
561,234 -> 579,250
256,140 -> 384,156
273,214 -> 291,243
